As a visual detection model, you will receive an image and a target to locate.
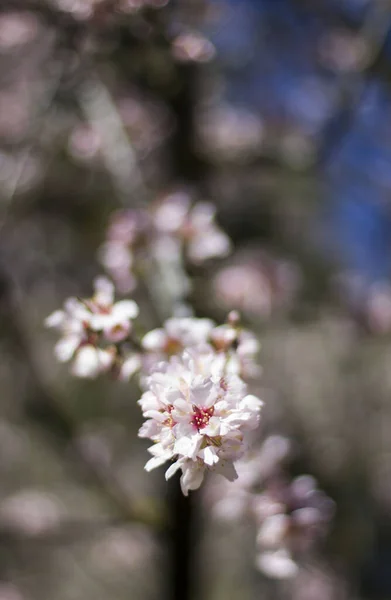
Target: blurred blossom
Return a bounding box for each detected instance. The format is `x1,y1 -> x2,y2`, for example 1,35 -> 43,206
99,209 -> 151,293
0,585 -> 24,600
117,96 -> 172,157
255,435 -> 292,480
367,282 -> 391,334
153,192 -> 232,263
213,251 -> 300,318
172,31 -> 216,63
256,548 -> 299,579
207,436 -> 292,522
55,0 -> 104,20
118,0 -> 169,12
0,12 -> 39,51
336,274 -> 391,334
318,30 -> 369,73
68,124 -> 102,162
291,565 -> 347,600
0,490 -> 63,535
254,474 -> 335,577
45,277 -> 139,378
206,436 -> 334,579
100,193 -> 231,290
90,525 -> 156,571
117,0 -> 146,12
197,105 -> 264,161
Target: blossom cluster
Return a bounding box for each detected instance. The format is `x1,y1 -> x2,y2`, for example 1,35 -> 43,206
100,191 -> 231,292
46,276 -> 262,495
138,335 -> 263,495
45,277 -> 140,379
206,436 -> 335,578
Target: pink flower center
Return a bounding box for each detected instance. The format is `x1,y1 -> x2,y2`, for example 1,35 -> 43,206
191,405 -> 214,430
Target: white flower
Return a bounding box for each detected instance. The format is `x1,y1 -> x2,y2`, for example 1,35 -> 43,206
210,324 -> 261,378
45,277 -> 138,378
138,351 -> 263,495
153,192 -> 190,234
184,202 -> 232,263
86,277 -> 139,342
153,194 -> 232,264
141,317 -> 214,356
99,241 -> 136,293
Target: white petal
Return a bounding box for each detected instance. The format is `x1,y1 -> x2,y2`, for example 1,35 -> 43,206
165,460 -> 183,480
256,514 -> 289,548
64,297 -> 90,320
71,345 -> 101,378
144,410 -> 167,423
119,354 -> 141,380
189,202 -> 215,227
45,310 -> 65,329
174,434 -> 202,459
54,335 -> 80,362
256,550 -> 298,579
142,329 -> 167,351
97,349 -> 114,370
201,446 -> 219,466
242,394 -> 263,410
214,460 -> 238,482
180,462 -> 205,495
145,454 -> 170,471
112,299 -> 139,320
153,193 -> 190,233
188,230 -> 231,263
93,276 -> 114,306
100,242 -> 132,270
203,417 -> 228,437
189,380 -> 214,408
138,419 -> 160,439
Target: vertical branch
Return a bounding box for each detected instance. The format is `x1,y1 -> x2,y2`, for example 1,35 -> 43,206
168,62 -> 207,183
163,52 -> 208,600
76,41 -> 206,600
166,479 -> 198,600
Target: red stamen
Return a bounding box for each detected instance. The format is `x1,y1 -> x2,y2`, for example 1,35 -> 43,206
191,405 -> 214,430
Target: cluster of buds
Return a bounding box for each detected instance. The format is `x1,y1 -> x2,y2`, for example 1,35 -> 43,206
207,436 -> 335,578
99,192 -> 231,292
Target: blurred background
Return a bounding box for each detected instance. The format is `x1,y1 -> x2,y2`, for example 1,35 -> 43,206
1,0 -> 391,598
